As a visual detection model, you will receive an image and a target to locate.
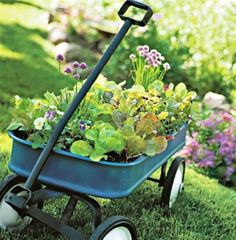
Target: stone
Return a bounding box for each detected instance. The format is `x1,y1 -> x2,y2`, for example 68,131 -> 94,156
55,42 -> 98,64
48,23 -> 67,45
203,92 -> 230,111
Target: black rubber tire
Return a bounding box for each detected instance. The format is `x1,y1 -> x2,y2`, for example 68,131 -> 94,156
0,175 -> 43,230
160,157 -> 185,209
90,215 -> 137,240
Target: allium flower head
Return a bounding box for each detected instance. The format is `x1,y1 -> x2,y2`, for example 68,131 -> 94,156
159,56 -> 165,61
143,45 -> 149,52
56,54 -> 64,62
80,62 -> 88,70
150,49 -> 161,57
74,73 -> 80,80
129,54 -> 136,61
72,61 -> 80,68
137,46 -> 144,52
64,67 -> 72,74
163,62 -> 171,71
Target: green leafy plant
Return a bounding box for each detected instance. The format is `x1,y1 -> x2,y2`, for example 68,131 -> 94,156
8,49 -> 196,162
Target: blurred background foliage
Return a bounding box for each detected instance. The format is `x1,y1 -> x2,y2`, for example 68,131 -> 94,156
53,0 -> 236,101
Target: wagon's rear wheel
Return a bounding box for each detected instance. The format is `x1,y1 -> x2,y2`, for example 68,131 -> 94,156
90,216 -> 137,240
0,175 -> 43,231
160,157 -> 185,208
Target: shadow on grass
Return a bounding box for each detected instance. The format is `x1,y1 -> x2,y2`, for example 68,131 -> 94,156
0,23 -> 74,130
0,0 -> 45,10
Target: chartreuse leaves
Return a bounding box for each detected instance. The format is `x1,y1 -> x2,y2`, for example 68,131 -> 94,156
136,118 -> 154,136
75,122 -> 126,161
71,140 -> 93,156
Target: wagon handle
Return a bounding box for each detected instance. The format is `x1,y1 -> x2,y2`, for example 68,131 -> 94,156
118,0 -> 153,27
23,1 -> 153,190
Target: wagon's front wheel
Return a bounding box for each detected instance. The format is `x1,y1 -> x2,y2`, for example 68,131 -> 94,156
0,175 -> 42,231
90,216 -> 137,240
160,157 -> 185,209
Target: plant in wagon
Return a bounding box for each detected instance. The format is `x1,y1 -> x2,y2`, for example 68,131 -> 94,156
8,47 -> 196,163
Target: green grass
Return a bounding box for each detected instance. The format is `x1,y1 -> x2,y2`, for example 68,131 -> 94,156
0,1 -> 236,239
0,0 -> 74,131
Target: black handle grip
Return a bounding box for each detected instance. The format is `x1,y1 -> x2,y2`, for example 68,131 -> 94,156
118,0 -> 153,27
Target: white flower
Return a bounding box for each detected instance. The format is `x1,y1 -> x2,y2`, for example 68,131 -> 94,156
163,62 -> 171,71
56,110 -> 64,116
34,117 -> 46,130
129,54 -> 136,61
15,95 -> 22,106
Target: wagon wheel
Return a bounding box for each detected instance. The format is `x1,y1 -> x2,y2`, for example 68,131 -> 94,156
160,157 -> 185,209
90,216 -> 137,240
0,175 -> 43,231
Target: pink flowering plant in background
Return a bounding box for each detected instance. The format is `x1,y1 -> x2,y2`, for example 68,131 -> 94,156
180,111 -> 236,186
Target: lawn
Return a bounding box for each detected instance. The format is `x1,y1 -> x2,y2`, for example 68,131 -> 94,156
0,1 -> 236,240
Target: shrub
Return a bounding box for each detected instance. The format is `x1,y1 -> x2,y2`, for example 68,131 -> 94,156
180,110 -> 236,186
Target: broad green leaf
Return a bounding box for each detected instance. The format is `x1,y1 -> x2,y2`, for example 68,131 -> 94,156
7,122 -> 23,131
70,140 -> 93,156
136,118 -> 154,136
175,83 -> 187,98
90,151 -> 108,162
85,129 -> 99,141
186,91 -> 197,100
122,125 -> 135,137
155,136 -> 168,154
112,110 -> 126,128
103,91 -> 114,103
165,89 -> 173,97
126,135 -> 146,157
145,139 -> 158,156
30,135 -> 43,149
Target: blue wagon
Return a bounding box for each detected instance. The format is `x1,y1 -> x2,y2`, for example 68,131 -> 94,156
0,1 -> 187,239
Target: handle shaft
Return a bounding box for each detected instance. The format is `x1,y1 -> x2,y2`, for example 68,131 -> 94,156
24,19 -> 133,189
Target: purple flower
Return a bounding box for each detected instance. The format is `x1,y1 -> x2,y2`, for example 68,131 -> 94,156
56,54 -> 64,62
150,49 -> 161,57
137,46 -> 144,52
221,112 -> 233,122
72,61 -> 80,68
225,166 -> 235,180
79,121 -> 86,131
143,45 -> 149,52
45,110 -> 56,121
80,62 -> 88,70
64,67 -> 72,74
74,73 -> 80,80
198,150 -> 215,168
153,13 -> 164,21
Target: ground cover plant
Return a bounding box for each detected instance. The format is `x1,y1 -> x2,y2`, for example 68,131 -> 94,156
0,1 -> 236,240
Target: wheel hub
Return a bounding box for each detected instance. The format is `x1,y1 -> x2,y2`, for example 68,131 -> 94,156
103,226 -> 132,240
0,184 -> 31,230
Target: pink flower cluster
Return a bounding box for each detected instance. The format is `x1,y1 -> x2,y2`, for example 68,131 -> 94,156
129,45 -> 171,70
179,111 -> 236,185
